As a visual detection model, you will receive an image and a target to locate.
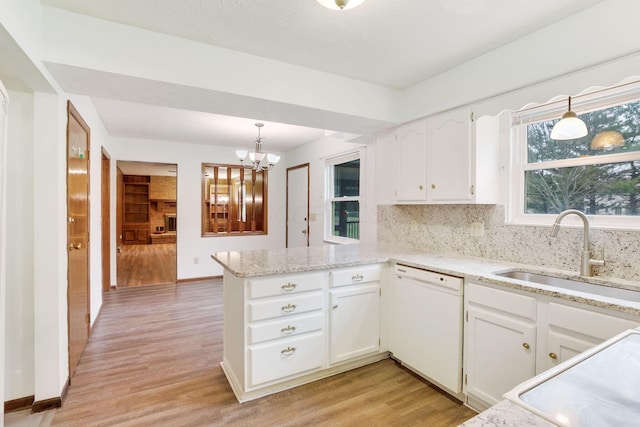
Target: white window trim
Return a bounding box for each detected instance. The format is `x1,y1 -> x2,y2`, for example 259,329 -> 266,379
324,149 -> 364,244
508,82 -> 640,231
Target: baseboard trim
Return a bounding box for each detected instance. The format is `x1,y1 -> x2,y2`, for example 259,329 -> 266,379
177,275 -> 221,283
32,396 -> 62,413
4,395 -> 34,413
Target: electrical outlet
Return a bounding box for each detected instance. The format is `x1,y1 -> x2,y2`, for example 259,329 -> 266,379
194,257 -> 199,264
469,222 -> 485,237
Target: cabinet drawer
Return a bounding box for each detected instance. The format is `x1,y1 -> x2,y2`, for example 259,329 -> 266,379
547,302 -> 639,341
248,272 -> 325,299
248,292 -> 322,322
249,312 -> 323,344
330,264 -> 382,287
248,332 -> 324,387
467,283 -> 536,320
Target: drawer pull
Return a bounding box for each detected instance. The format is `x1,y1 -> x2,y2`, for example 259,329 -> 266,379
549,352 -> 558,360
281,303 -> 297,313
351,274 -> 364,282
522,343 -> 530,350
281,346 -> 297,357
281,282 -> 297,292
281,325 -> 297,335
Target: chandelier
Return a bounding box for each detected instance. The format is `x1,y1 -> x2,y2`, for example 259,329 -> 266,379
235,123 -> 280,171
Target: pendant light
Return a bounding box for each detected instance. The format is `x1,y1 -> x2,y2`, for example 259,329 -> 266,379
235,123 -> 280,171
550,96 -> 588,140
316,0 -> 367,10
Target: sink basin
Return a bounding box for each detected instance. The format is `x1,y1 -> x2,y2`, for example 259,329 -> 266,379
494,270 -> 640,303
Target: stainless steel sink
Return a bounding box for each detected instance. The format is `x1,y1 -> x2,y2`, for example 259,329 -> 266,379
494,270 -> 640,303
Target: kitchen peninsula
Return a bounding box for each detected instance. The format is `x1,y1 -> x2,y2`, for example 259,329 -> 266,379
212,244 -> 640,423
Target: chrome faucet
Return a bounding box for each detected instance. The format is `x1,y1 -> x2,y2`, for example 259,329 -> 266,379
550,209 -> 605,276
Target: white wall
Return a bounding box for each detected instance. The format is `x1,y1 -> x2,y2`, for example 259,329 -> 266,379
285,136 -> 376,247
4,90 -> 35,402
109,137 -> 286,279
0,80 -> 11,417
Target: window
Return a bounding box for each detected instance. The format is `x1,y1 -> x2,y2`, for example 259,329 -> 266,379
202,164 -> 267,236
510,81 -> 640,228
325,152 -> 361,243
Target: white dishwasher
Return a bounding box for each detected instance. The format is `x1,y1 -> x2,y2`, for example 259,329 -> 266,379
390,263 -> 464,395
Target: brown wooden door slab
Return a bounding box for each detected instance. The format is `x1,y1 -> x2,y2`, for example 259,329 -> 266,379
67,101 -> 90,378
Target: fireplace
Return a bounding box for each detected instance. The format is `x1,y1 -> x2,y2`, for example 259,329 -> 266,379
165,213 -> 177,232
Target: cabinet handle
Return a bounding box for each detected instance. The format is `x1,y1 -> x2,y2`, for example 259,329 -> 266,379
281,325 -> 296,335
549,352 -> 558,360
281,303 -> 297,313
522,343 -> 530,350
281,282 -> 297,292
351,274 -> 363,282
431,184 -> 436,189
280,346 -> 296,357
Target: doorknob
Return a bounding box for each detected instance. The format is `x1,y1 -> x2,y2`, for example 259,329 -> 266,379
68,243 -> 82,251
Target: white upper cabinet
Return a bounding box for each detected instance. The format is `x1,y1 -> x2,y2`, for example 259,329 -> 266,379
426,107 -> 500,204
395,120 -> 428,202
374,107 -> 500,205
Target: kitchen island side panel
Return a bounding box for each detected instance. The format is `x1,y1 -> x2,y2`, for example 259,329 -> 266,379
223,269 -> 246,389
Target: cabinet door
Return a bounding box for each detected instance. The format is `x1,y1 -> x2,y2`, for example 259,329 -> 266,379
395,121 -> 427,201
544,330 -> 596,371
329,284 -> 380,364
426,108 -> 473,203
465,305 -> 536,409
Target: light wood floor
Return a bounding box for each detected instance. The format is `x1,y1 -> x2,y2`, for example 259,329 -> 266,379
116,243 -> 177,287
49,279 -> 477,426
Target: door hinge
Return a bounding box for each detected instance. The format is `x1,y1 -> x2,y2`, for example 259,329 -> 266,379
379,288 -> 382,297
464,374 -> 468,385
465,310 -> 468,322
470,111 -> 475,122
85,313 -> 90,324
379,338 -> 381,346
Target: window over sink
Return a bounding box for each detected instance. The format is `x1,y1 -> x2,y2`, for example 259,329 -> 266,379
510,80 -> 640,229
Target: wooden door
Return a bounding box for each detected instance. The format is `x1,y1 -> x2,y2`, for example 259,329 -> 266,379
286,164 -> 309,248
67,101 -> 91,378
101,148 -> 111,292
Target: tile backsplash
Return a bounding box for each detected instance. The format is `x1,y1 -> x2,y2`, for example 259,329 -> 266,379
377,204 -> 640,282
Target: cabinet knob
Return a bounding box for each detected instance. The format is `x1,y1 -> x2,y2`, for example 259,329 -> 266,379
281,282 -> 297,292
280,346 -> 297,357
419,185 -> 424,190
522,343 -> 530,350
281,303 -> 297,313
549,352 -> 558,360
431,184 -> 436,189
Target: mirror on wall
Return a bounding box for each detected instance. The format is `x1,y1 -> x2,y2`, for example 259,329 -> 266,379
202,163 -> 267,236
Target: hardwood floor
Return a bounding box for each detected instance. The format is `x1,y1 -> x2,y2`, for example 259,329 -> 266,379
50,279 -> 477,426
116,243 -> 176,287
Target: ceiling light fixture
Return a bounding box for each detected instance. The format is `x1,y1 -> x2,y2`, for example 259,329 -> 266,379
550,96 -> 588,140
591,130 -> 625,150
235,123 -> 280,171
316,0 -> 366,10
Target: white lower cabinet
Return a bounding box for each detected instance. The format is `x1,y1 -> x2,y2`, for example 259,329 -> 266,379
464,283 -> 537,410
222,264 -> 388,402
464,281 -> 640,411
329,284 -> 380,364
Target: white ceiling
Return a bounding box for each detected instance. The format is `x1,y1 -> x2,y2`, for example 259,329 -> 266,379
38,0 -> 603,152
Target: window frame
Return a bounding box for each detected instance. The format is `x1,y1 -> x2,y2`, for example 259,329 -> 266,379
324,150 -> 363,244
509,81 -> 640,230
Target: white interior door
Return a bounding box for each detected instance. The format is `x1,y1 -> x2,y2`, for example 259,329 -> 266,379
287,164 -> 309,248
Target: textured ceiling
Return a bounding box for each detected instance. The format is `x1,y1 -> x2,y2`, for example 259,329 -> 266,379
36,0 -> 604,153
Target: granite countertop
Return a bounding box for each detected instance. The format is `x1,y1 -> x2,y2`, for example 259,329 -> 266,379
212,243 -> 640,316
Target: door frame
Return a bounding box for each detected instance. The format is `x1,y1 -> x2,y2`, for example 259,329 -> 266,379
101,147 -> 111,292
286,163 -> 310,248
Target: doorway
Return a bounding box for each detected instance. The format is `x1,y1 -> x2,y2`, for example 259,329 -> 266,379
101,148 -> 111,292
286,163 -> 310,248
116,161 -> 177,287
